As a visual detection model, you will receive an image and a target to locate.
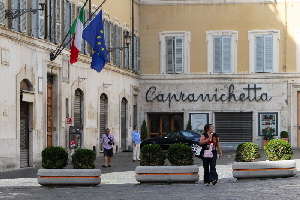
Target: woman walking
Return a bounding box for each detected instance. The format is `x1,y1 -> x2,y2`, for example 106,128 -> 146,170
200,124 -> 223,186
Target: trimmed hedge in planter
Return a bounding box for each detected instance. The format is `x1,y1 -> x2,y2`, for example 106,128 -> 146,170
235,142 -> 261,162
264,139 -> 293,161
140,144 -> 166,166
41,146 -> 68,169
167,143 -> 194,166
72,148 -> 96,169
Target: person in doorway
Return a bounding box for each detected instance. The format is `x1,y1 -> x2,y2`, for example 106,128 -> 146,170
100,128 -> 115,168
200,124 -> 223,186
132,125 -> 141,162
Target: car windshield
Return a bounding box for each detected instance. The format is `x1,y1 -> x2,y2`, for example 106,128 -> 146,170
180,130 -> 199,137
164,132 -> 178,138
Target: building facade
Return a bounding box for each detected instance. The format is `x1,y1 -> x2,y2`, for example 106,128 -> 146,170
138,0 -> 300,150
1,0 -> 300,172
0,0 -> 140,171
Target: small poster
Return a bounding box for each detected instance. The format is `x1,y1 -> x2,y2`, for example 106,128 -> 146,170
189,113 -> 209,134
258,112 -> 278,136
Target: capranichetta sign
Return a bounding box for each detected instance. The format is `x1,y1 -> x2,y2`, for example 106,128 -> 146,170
146,84 -> 272,107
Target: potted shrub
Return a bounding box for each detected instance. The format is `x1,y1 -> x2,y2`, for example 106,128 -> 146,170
264,139 -> 293,161
232,140 -> 296,179
261,126 -> 275,149
38,147 -> 101,186
136,143 -> 199,183
234,142 -> 261,162
141,120 -> 148,140
280,131 -> 289,142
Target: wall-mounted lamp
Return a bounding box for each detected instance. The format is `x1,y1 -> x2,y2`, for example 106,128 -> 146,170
107,31 -> 131,53
5,0 -> 46,19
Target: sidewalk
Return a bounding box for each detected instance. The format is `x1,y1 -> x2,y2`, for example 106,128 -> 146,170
0,149 -> 299,186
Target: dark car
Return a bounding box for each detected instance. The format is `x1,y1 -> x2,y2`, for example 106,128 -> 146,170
140,130 -> 200,150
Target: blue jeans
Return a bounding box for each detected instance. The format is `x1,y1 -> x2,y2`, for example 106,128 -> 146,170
202,151 -> 218,183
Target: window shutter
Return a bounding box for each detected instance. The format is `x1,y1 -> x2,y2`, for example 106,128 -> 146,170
38,7 -> 45,39
137,36 -> 140,73
56,0 -> 61,44
12,0 -> 19,31
264,35 -> 273,72
166,37 -> 174,74
134,35 -> 138,71
104,20 -> 111,63
64,0 -> 71,48
20,0 -> 26,32
222,36 -> 231,73
74,90 -> 83,127
84,9 -> 90,55
124,31 -> 129,69
174,37 -> 184,73
0,0 -> 4,25
213,36 -> 222,73
116,26 -> 122,66
255,36 -> 264,72
30,0 -> 39,37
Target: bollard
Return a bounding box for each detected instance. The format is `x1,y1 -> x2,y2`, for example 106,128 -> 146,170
116,145 -> 118,154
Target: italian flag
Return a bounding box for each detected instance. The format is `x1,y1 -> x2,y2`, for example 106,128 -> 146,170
70,2 -> 86,64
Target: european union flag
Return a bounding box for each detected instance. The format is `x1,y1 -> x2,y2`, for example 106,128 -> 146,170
82,10 -> 107,72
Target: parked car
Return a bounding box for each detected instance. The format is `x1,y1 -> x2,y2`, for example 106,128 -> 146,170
140,130 -> 200,150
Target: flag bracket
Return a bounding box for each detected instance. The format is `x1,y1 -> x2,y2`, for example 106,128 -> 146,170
5,3 -> 45,19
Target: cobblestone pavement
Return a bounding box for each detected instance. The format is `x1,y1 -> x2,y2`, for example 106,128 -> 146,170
0,149 -> 299,199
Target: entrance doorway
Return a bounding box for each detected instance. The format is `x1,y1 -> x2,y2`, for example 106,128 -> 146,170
47,75 -> 53,147
148,113 -> 183,138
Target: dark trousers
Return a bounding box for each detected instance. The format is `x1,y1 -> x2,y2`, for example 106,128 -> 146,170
202,151 -> 218,183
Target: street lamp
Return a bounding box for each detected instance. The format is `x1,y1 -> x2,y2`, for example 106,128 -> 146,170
107,31 -> 131,53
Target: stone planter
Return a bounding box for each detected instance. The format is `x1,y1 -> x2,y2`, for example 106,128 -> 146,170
37,169 -> 101,186
232,160 -> 296,179
135,165 -> 199,184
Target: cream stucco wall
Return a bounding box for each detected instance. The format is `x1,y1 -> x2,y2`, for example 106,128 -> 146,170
139,2 -> 300,74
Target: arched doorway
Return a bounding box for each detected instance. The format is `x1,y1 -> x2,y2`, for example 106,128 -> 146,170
99,93 -> 108,141
20,79 -> 33,168
121,97 -> 128,151
73,89 -> 84,148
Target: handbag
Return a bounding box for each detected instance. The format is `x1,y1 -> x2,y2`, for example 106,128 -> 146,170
203,143 -> 213,158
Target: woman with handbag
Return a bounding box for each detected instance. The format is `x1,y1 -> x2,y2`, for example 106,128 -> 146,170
200,124 -> 223,186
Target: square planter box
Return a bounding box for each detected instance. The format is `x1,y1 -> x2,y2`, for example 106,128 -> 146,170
135,165 -> 199,184
37,169 -> 101,186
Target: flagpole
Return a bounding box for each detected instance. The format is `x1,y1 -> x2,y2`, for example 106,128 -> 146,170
50,0 -> 107,61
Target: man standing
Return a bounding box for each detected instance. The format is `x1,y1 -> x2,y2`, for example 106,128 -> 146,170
101,128 -> 114,168
132,125 -> 141,162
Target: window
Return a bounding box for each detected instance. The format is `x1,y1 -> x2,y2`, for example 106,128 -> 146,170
206,31 -> 238,73
213,36 -> 231,73
0,0 -> 5,25
159,31 -> 190,74
248,30 -> 280,73
10,0 -> 27,32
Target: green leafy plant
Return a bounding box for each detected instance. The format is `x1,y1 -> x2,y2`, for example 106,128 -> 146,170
262,127 -> 275,140
264,139 -> 293,161
141,120 -> 148,140
72,148 -> 96,169
42,146 -> 69,169
280,131 -> 288,138
235,142 -> 261,162
167,143 -> 194,166
140,144 -> 166,166
186,120 -> 192,130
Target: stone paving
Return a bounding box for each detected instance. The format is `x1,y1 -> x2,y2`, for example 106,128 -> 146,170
0,149 -> 299,199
